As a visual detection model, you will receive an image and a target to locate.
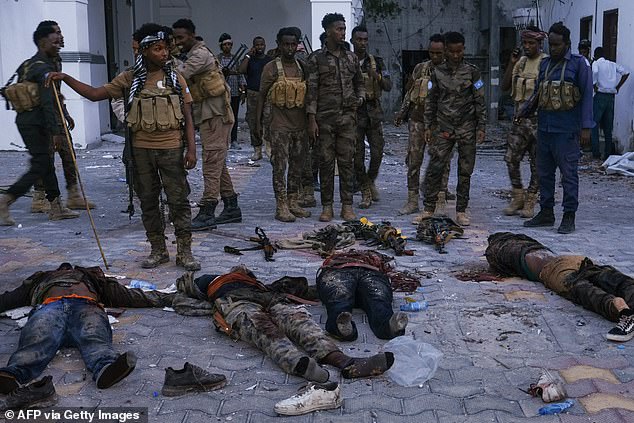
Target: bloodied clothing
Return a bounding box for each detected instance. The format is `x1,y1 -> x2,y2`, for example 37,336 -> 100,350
189,272 -> 340,380
0,264 -> 174,384
486,232 -> 634,322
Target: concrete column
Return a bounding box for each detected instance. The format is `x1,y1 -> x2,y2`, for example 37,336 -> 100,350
488,0 -> 500,125
310,0 -> 353,51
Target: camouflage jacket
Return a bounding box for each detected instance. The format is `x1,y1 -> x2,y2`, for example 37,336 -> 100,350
424,60 -> 486,134
358,54 -> 391,120
398,60 -> 434,123
306,46 -> 365,119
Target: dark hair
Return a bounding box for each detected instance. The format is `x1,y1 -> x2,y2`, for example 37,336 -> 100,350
548,22 -> 571,44
133,23 -> 166,43
352,25 -> 368,37
219,32 -> 232,43
594,46 -> 604,58
36,20 -> 58,30
429,33 -> 444,44
33,25 -> 56,46
319,32 -> 327,44
444,31 -> 465,46
253,36 -> 265,44
343,41 -> 351,51
172,18 -> 196,34
321,13 -> 345,30
277,27 -> 301,43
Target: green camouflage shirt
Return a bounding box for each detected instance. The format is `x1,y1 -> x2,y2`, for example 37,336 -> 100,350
306,46 -> 365,118
424,60 -> 486,135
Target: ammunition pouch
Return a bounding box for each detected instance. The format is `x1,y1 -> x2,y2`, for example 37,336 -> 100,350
363,55 -> 382,101
409,76 -> 431,105
538,60 -> 581,112
269,58 -> 306,109
1,60 -> 45,113
513,76 -> 538,102
126,86 -> 183,133
189,68 -> 226,102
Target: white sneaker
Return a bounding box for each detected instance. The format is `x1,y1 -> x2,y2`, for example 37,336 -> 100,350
274,382 -> 342,416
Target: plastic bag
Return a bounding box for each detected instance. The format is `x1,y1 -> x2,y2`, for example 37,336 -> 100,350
383,336 -> 443,387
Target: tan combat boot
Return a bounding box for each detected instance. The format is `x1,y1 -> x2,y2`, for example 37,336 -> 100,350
48,197 -> 79,221
456,211 -> 471,226
340,204 -> 357,221
299,185 -> 317,208
142,236 -> 169,268
412,210 -> 433,225
358,188 -> 372,209
288,193 -> 311,218
66,184 -> 96,209
275,196 -> 296,222
434,191 -> 447,216
519,192 -> 538,218
319,204 -> 334,222
31,189 -> 49,213
176,236 -> 201,271
398,190 -> 419,215
504,188 -> 525,216
251,145 -> 263,161
370,181 -> 380,201
0,194 -> 16,226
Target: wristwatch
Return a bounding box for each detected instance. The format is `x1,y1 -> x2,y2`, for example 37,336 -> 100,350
245,54 -> 251,59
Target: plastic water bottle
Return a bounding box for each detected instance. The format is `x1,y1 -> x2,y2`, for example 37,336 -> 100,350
129,280 -> 156,290
538,399 -> 574,415
400,301 -> 428,312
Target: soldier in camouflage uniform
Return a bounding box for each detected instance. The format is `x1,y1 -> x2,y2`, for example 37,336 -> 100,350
350,26 -> 392,209
395,34 -> 452,216
414,32 -> 486,227
500,27 -> 548,218
178,266 -> 395,382
257,27 -> 310,222
307,13 -> 365,222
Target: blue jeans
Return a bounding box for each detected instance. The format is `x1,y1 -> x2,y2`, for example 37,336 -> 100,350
537,131 -> 581,213
0,298 -> 118,384
591,93 -> 615,159
316,267 -> 400,340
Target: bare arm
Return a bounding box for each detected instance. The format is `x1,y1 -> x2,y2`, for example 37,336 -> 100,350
501,51 -> 520,92
46,72 -> 110,101
616,73 -> 630,93
183,102 -> 197,169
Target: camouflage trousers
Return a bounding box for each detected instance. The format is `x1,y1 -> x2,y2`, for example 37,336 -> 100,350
406,120 -> 450,193
132,147 -> 192,240
217,299 -> 339,376
270,129 -> 308,198
318,113 -> 357,205
354,114 -> 384,189
423,130 -> 476,212
300,137 -> 320,192
199,116 -> 236,202
505,118 -> 538,194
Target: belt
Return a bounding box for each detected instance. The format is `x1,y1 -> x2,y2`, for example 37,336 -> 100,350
41,294 -> 100,306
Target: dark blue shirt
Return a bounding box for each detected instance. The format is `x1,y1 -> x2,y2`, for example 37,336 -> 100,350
244,55 -> 272,92
537,49 -> 594,133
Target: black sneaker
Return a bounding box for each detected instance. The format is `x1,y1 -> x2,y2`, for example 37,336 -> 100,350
0,376 -> 58,412
607,310 -> 634,342
161,362 -> 226,397
0,371 -> 19,394
96,351 -> 137,389
524,208 -> 555,227
557,212 -> 575,234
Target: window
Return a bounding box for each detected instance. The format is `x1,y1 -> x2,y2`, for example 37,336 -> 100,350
603,9 -> 618,61
580,16 -> 592,44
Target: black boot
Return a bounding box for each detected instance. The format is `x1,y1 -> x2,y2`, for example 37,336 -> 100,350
557,211 -> 575,234
191,200 -> 218,231
523,207 -> 555,227
216,194 -> 242,224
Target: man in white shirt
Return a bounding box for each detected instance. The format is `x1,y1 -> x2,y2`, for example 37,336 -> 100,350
591,47 -> 630,159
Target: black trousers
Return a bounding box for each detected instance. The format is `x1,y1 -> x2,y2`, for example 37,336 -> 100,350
230,96 -> 240,143
316,267 -> 400,340
8,124 -> 60,201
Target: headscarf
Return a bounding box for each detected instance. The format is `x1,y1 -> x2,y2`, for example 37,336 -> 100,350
521,29 -> 547,42
128,30 -> 182,106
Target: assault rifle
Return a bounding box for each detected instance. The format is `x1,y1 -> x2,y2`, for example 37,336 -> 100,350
344,218 -> 413,256
224,227 -> 277,261
416,217 -> 464,254
224,44 -> 248,71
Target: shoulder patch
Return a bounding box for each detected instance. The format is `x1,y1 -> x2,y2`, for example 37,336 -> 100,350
474,79 -> 484,90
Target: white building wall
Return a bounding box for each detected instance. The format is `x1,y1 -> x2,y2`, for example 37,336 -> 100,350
540,0 -> 634,152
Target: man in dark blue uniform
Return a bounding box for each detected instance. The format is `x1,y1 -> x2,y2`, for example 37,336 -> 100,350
524,22 -> 594,234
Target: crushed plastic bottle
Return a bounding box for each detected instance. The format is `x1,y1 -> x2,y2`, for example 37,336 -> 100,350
129,280 -> 156,290
400,301 -> 428,312
538,399 -> 574,415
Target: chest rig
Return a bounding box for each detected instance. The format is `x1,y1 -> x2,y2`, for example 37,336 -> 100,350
269,58 -> 306,109
363,55 -> 382,101
126,80 -> 184,133
408,61 -> 432,105
538,60 -> 581,111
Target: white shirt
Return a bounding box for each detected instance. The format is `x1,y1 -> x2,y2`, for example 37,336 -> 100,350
592,57 -> 629,94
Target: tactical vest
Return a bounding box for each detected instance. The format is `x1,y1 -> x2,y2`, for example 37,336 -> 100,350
408,62 -> 432,105
1,59 -> 44,113
269,58 -> 306,109
126,84 -> 184,133
512,55 -> 544,103
188,47 -> 227,103
538,60 -> 581,111
363,55 -> 382,101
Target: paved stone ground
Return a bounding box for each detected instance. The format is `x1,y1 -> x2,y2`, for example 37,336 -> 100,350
1,123 -> 634,422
